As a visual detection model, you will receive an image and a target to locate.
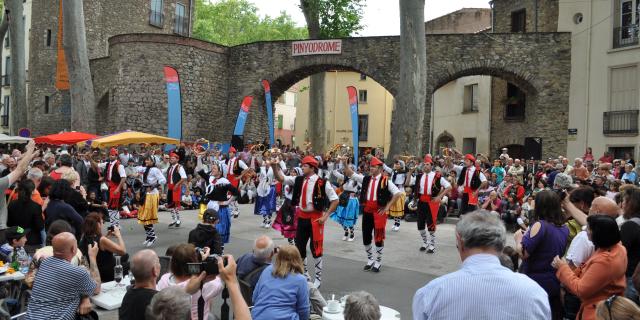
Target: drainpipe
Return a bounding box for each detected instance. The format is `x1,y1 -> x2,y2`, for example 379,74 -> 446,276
584,0 -> 593,154
188,0 -> 194,37
534,0 -> 538,32
489,1 -> 495,32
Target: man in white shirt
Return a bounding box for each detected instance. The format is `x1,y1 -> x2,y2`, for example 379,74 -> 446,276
344,157 -> 402,273
407,155 -> 451,253
166,152 -> 187,228
272,156 -> 339,288
106,148 -> 127,227
413,211 -> 550,320
454,154 -> 487,215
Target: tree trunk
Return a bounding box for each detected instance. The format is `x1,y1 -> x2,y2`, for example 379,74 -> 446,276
62,0 -> 96,132
300,0 -> 326,153
389,0 -> 426,159
6,0 -> 26,135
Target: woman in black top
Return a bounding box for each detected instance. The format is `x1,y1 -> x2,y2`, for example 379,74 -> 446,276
79,212 -> 128,282
621,187 -> 640,304
7,179 -> 44,253
44,180 -> 84,238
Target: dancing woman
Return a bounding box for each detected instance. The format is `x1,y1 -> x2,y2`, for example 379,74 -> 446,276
138,156 -> 166,247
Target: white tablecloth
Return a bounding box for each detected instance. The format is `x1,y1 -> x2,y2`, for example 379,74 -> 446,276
322,305 -> 400,320
0,271 -> 25,282
90,276 -> 131,310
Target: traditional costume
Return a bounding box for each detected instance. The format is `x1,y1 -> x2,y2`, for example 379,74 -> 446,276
254,160 -> 280,228
105,148 -> 126,227
410,155 -> 451,253
203,175 -> 239,246
389,162 -> 407,231
279,156 -> 339,288
329,166 -> 360,241
273,167 -> 302,245
167,153 -> 187,228
348,157 -> 401,273
456,154 -> 486,215
138,164 -> 166,247
225,147 -> 248,218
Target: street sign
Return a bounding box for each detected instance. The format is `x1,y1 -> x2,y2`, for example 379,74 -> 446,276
18,128 -> 31,138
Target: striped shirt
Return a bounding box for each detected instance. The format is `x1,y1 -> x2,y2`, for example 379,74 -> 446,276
412,254 -> 550,320
27,256 -> 97,320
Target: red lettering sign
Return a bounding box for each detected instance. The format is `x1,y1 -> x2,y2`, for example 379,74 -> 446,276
291,40 -> 343,56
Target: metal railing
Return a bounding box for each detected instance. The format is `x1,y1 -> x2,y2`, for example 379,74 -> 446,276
149,9 -> 164,27
603,109 -> 639,135
613,25 -> 639,48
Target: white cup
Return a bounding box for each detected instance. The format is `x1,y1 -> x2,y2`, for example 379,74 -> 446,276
327,300 -> 340,312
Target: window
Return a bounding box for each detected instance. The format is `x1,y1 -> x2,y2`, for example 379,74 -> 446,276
46,29 -> 51,47
360,73 -> 367,81
463,84 -> 479,112
44,96 -> 50,114
277,114 -> 283,129
615,0 -> 640,47
2,96 -> 9,127
149,0 -> 164,27
511,9 -> 526,32
4,33 -> 8,48
174,3 -> 188,36
505,83 -> 526,120
358,90 -> 368,103
462,138 -> 476,155
3,57 -> 10,86
609,146 -> 635,160
358,115 -> 368,141
610,66 -> 638,111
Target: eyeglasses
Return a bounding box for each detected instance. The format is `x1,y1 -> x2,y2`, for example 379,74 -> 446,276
605,295 -> 618,320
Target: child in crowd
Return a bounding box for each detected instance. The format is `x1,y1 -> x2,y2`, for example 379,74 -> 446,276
0,226 -> 28,266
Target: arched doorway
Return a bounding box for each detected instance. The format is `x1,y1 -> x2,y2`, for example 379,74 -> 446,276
435,131 -> 455,155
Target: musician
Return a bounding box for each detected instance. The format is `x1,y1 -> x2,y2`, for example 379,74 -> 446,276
344,157 -> 402,273
407,155 -> 451,253
271,156 -> 339,288
200,162 -> 239,248
105,148 -> 126,227
138,156 -> 166,247
455,154 -> 488,214
166,152 -> 187,228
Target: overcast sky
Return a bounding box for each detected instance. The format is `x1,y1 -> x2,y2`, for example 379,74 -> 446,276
250,0 -> 492,36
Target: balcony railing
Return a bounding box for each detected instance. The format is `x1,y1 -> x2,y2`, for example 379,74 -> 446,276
614,24 -> 639,48
603,110 -> 639,135
2,75 -> 9,86
149,9 -> 164,27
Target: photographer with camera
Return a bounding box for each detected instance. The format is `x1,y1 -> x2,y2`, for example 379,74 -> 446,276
78,212 -> 128,282
156,243 -> 223,320
188,209 -> 223,255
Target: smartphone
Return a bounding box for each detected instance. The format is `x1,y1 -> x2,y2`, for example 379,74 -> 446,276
107,225 -> 115,232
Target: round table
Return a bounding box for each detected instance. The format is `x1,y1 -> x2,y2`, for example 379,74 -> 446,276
322,305 -> 401,320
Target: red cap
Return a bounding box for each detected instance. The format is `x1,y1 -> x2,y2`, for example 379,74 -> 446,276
302,156 -> 319,168
370,157 -> 383,167
169,152 -> 179,159
465,154 -> 476,162
109,148 -> 118,156
229,146 -> 237,153
423,155 -> 433,164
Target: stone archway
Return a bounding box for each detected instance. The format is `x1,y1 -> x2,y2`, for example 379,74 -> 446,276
435,131 -> 456,155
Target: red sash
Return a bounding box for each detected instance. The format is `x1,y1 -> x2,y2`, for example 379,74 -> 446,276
107,181 -> 121,209
168,183 -> 182,209
311,219 -> 324,256
419,195 -> 440,230
365,200 -> 387,243
227,174 -> 239,189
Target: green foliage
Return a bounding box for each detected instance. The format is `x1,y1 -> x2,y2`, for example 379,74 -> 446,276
193,0 -> 308,46
317,0 -> 365,38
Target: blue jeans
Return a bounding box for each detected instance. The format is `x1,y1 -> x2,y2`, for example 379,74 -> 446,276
626,277 -> 639,304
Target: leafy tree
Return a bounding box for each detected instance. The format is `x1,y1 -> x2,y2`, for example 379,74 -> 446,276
193,0 -> 307,46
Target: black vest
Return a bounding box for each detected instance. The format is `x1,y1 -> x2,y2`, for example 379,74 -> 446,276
291,176 -> 329,211
414,172 -> 442,197
359,175 -> 391,206
228,158 -> 243,176
106,161 -> 121,183
169,164 -> 183,184
457,166 -> 481,190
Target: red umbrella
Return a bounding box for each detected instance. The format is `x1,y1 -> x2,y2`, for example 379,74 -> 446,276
34,131 -> 98,145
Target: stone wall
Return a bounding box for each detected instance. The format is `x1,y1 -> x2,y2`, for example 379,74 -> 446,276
425,8 -> 491,34
90,34 -> 228,141
27,0 -> 194,134
493,0 -> 559,33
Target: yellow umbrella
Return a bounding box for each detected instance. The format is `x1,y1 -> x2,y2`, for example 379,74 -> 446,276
78,130 -> 179,148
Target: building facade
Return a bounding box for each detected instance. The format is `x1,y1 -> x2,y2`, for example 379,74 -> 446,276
274,88 -> 298,146
559,0 -> 640,160
294,71 -> 394,153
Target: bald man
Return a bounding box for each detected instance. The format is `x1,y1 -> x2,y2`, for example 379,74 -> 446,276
27,232 -> 101,319
120,250 -> 161,320
237,235 -> 275,288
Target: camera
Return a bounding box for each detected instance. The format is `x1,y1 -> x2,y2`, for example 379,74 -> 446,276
187,255 -> 228,275
107,225 -> 115,232
552,188 -> 567,201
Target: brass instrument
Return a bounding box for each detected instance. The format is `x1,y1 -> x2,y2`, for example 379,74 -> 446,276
264,147 -> 281,159
249,143 -> 266,154
398,154 -> 417,170
407,198 -> 418,211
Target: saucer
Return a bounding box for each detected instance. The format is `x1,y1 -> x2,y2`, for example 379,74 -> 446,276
323,306 -> 341,314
